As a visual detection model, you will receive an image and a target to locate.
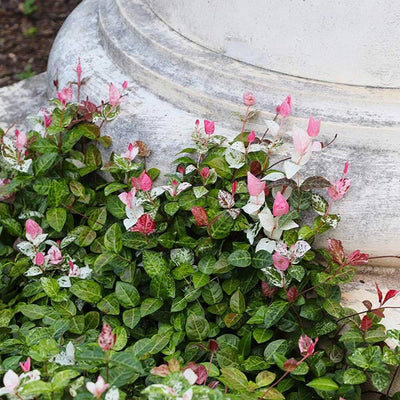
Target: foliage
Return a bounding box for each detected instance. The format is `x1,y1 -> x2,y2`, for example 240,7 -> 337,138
0,65 -> 399,400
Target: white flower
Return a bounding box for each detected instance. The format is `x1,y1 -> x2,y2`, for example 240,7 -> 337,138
182,368 -> 197,385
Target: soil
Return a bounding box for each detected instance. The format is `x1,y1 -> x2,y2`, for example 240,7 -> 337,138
0,0 -> 81,87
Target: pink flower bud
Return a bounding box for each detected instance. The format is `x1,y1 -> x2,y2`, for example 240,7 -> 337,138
34,252 -> 45,266
122,142 -> 139,161
243,92 -> 255,106
195,119 -> 200,126
178,165 -> 185,175
76,58 -> 82,82
306,116 -> 321,137
98,323 -> 116,351
204,120 -> 215,135
208,340 -> 219,352
276,95 -> 291,117
122,80 -> 128,90
25,219 -> 43,242
231,181 -> 237,196
200,167 -> 210,180
247,130 -> 256,143
272,192 -> 289,217
272,252 -> 290,271
44,115 -> 52,128
343,161 -> 349,175
172,180 -> 178,187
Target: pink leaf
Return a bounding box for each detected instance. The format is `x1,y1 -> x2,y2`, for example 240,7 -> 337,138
131,214 -> 156,235
247,172 -> 266,197
375,282 -> 383,304
276,95 -> 291,117
328,177 -> 351,201
383,289 -> 399,305
328,238 -> 345,264
283,358 -> 298,372
204,120 -> 215,135
272,251 -> 290,271
139,171 -> 153,192
307,116 -> 321,137
247,130 -> 256,143
347,250 -> 369,266
191,207 -> 209,227
25,219 -> 42,242
109,83 -> 121,107
273,191 -> 289,217
360,315 -> 372,332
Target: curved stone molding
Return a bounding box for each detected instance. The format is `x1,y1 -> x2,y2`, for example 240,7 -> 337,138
47,0 -> 400,267
146,0 -> 400,88
98,0 -> 400,128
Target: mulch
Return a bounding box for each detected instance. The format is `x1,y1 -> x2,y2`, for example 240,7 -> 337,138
0,0 -> 81,87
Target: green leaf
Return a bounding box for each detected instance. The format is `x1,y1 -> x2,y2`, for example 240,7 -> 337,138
186,314 -> 210,341
210,211 -> 235,239
115,281 -> 140,308
252,250 -> 273,269
34,153 -> 58,176
69,315 -> 85,334
48,179 -> 69,207
104,182 -> 127,196
40,277 -> 59,298
202,281 -> 224,305
86,144 -> 102,167
104,223 -> 123,253
0,309 -> 14,327
46,207 -> 67,232
228,250 -> 251,267
2,218 -> 22,237
230,290 -> 245,314
150,273 -> 176,299
164,202 -> 180,216
219,367 -> 249,391
307,377 -> 339,391
343,368 -> 367,385
123,308 -> 141,329
30,137 -> 59,154
140,298 -> 163,317
142,250 -> 168,278
70,280 -> 102,303
51,370 -> 80,391
69,180 -> 85,197
207,157 -> 233,179
71,225 -> 97,247
97,293 -> 120,315
253,328 -> 273,344
107,195 -> 126,219
87,207 -> 107,231
365,328 -> 387,344
371,371 -> 391,392
20,380 -> 52,396
322,299 -> 344,318
110,352 -> 144,375
19,304 -> 46,320
264,340 -> 288,362
264,300 -> 290,329
278,211 -> 300,229
193,272 -> 210,289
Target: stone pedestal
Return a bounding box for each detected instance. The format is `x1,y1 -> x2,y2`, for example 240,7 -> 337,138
46,0 -> 400,268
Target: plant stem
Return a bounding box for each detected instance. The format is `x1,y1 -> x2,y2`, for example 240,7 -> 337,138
239,105 -> 250,140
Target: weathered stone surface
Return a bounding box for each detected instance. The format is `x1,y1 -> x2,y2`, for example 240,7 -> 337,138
0,73 -> 48,130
